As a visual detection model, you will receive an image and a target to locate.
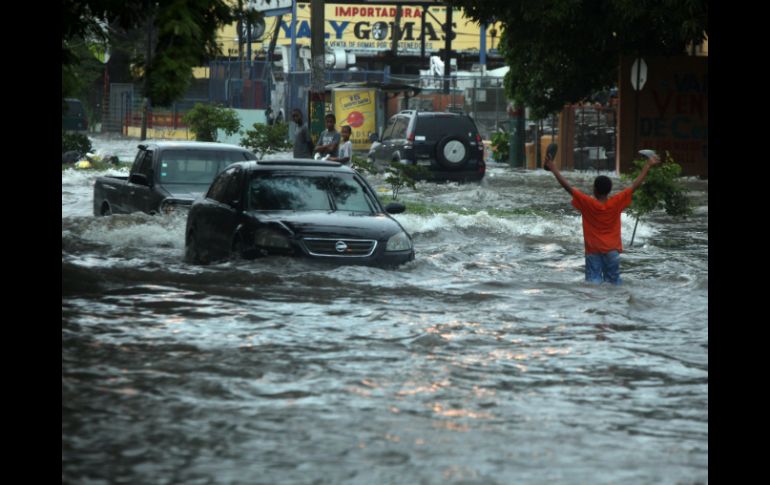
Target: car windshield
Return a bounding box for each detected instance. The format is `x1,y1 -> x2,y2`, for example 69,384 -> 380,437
247,173 -> 376,213
159,149 -> 254,184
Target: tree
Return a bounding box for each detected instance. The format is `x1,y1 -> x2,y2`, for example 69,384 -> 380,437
621,151 -> 692,245
240,123 -> 292,160
62,0 -> 244,106
446,0 -> 708,118
385,162 -> 429,200
184,103 -> 241,142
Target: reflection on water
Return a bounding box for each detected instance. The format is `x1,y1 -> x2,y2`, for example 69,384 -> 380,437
62,151 -> 707,483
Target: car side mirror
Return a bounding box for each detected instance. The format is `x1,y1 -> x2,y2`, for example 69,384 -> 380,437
129,173 -> 149,186
368,132 -> 379,143
385,202 -> 405,214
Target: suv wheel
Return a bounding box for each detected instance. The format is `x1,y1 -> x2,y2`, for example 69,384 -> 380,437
436,136 -> 470,169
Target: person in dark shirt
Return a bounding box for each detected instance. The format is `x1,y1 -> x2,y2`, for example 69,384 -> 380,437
291,109 -> 313,159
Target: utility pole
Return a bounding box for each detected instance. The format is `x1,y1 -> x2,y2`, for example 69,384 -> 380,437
443,6 -> 452,95
391,5 -> 401,56
140,11 -> 153,141
309,0 -> 326,143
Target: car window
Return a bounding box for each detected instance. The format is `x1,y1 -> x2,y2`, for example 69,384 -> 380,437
391,117 -> 409,139
208,167 -> 240,204
159,149 -> 253,184
135,151 -> 154,177
415,116 -> 478,141
381,117 -> 397,140
131,150 -> 149,173
248,173 -> 375,213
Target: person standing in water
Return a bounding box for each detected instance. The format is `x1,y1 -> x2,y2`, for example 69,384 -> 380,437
543,150 -> 661,284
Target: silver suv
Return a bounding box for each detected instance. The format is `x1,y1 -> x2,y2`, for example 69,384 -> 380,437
367,111 -> 486,182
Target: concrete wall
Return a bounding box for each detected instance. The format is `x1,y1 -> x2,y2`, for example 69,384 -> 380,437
618,56 -> 708,177
217,109 -> 268,145
125,109 -> 268,145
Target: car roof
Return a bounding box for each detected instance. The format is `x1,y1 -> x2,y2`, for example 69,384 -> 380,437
231,159 -> 356,174
139,141 -> 251,152
396,110 -> 466,118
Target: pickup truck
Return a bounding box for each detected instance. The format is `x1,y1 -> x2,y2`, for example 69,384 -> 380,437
93,141 -> 257,216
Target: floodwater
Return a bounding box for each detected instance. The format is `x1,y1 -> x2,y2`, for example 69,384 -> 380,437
62,135 -> 708,484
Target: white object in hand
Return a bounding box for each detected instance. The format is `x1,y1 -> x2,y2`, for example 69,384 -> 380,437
638,149 -> 657,159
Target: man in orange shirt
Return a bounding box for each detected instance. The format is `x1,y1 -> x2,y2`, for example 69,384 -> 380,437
544,151 -> 661,284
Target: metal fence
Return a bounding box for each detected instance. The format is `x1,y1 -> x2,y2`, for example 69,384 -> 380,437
94,61 -> 617,170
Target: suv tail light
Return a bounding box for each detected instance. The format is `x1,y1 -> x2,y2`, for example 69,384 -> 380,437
407,132 -> 415,142
476,134 -> 482,143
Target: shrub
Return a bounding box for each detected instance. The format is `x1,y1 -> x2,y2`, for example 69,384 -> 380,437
183,103 -> 241,142
622,151 -> 693,245
491,130 -> 510,163
350,154 -> 378,176
385,161 -> 429,200
240,122 -> 292,160
62,131 -> 92,155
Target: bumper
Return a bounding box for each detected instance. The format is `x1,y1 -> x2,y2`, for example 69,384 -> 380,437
412,159 -> 486,183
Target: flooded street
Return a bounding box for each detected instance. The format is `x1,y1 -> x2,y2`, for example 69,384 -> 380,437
62,136 -> 708,484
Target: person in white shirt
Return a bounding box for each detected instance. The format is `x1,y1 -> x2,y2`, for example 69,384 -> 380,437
329,125 -> 352,165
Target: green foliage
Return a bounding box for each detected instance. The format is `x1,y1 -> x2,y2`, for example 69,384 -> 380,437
385,162 -> 429,200
622,152 -> 693,219
350,155 -> 378,176
240,122 -> 292,160
447,0 -> 708,117
62,132 -> 92,155
491,131 -> 510,163
62,0 -> 240,105
183,103 -> 241,142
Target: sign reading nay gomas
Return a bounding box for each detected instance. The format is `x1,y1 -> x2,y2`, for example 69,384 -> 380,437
229,3 -> 502,55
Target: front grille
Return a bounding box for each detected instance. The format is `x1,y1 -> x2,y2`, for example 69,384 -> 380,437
301,238 -> 377,257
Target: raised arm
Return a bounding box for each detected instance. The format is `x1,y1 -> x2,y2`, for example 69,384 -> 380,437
630,154 -> 662,192
543,154 -> 573,195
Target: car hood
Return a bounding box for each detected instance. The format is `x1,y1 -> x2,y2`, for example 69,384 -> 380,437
245,210 -> 407,240
162,184 -> 209,201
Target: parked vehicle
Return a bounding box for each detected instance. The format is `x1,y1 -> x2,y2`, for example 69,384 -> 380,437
93,141 -> 257,216
367,110 -> 486,182
184,160 -> 414,267
62,98 -> 88,133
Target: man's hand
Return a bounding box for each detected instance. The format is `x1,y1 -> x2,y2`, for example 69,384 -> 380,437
631,153 -> 662,192
544,154 -> 573,195
543,155 -> 554,172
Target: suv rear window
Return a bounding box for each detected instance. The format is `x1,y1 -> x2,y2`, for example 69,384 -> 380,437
415,115 -> 478,142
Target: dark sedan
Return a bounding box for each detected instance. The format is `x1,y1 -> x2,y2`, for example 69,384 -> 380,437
184,160 -> 415,267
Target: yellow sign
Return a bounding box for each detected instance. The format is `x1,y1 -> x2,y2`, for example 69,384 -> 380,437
217,3 -> 501,56
333,89 -> 376,151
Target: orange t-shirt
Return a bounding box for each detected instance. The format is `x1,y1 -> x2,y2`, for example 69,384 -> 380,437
571,187 -> 633,254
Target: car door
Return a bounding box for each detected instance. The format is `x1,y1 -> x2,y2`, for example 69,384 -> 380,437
197,166 -> 243,260
127,149 -> 156,214
373,116 -> 396,165
385,116 -> 409,162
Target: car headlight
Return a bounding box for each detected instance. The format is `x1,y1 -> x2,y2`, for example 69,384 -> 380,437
254,229 -> 290,249
386,231 -> 412,251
